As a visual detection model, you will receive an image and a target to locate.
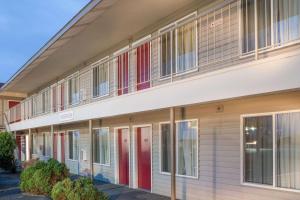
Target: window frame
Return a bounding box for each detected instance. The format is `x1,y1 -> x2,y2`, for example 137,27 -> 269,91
158,12 -> 198,79
93,127 -> 111,166
159,119 -> 199,179
239,0 -> 300,56
240,109 -> 300,193
67,130 -> 80,161
42,132 -> 51,157
67,72 -> 80,107
91,57 -> 110,99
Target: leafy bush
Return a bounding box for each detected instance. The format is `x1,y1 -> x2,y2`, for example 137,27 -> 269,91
20,159 -> 69,195
51,178 -> 108,200
0,132 -> 16,171
22,158 -> 39,169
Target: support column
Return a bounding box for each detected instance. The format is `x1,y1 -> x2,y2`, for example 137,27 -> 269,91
89,119 -> 94,180
50,125 -> 54,158
254,0 -> 258,60
170,107 -> 176,200
28,128 -> 32,160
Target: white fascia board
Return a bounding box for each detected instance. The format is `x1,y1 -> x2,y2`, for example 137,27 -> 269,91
9,51 -> 300,131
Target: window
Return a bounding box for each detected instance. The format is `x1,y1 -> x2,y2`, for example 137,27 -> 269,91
93,59 -> 109,97
159,13 -> 197,78
160,27 -> 176,78
68,131 -> 79,160
42,89 -> 50,113
32,134 -> 38,155
243,116 -> 273,185
276,112 -> 300,190
274,0 -> 300,44
242,0 -> 271,53
243,111 -> 300,191
177,20 -> 197,73
93,128 -> 110,165
242,0 -> 300,53
160,123 -> 171,173
159,120 -> 198,177
68,76 -> 79,105
42,133 -> 51,157
177,120 -> 198,177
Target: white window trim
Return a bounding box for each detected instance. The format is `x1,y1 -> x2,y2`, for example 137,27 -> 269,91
158,119 -> 199,179
92,127 -> 111,166
91,57 -> 110,99
240,109 -> 300,193
67,130 -> 80,161
158,11 -> 198,80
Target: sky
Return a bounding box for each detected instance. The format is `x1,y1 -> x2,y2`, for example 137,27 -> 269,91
0,0 -> 90,83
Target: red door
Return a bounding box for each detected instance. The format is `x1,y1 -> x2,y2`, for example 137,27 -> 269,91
53,133 -> 58,160
60,133 -> 65,163
118,128 -> 129,185
137,127 -> 151,190
117,52 -> 129,95
137,42 -> 150,91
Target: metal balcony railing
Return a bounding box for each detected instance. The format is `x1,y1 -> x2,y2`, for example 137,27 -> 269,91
6,0 -> 300,124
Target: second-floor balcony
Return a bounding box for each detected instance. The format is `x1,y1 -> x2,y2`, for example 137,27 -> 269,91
6,0 -> 300,126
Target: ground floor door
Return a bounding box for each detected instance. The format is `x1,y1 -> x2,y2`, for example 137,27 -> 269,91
60,133 -> 65,163
136,126 -> 151,190
118,128 -> 129,185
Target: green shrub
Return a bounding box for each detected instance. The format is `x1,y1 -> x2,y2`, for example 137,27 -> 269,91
20,159 -> 69,195
51,178 -> 108,200
0,132 -> 16,171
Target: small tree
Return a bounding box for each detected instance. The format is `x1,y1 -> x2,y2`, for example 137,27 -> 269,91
0,132 -> 16,171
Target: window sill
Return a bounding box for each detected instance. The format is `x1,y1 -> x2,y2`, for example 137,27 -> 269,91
159,67 -> 199,81
67,158 -> 79,162
93,163 -> 110,167
92,93 -> 110,100
159,171 -> 198,179
241,182 -> 300,194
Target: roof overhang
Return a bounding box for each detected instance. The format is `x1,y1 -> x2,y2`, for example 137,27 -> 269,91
1,0 -> 207,94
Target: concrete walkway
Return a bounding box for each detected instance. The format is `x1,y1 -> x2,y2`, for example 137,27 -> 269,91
94,181 -> 169,200
0,170 -> 169,200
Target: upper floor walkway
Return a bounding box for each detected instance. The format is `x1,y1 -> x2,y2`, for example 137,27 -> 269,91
6,0 -> 300,130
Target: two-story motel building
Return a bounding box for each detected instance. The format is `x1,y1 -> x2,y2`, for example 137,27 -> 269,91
1,0 -> 300,199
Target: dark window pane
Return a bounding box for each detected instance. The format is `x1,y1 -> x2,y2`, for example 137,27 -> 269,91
69,132 -> 73,160
161,124 -> 171,173
244,116 -> 273,185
